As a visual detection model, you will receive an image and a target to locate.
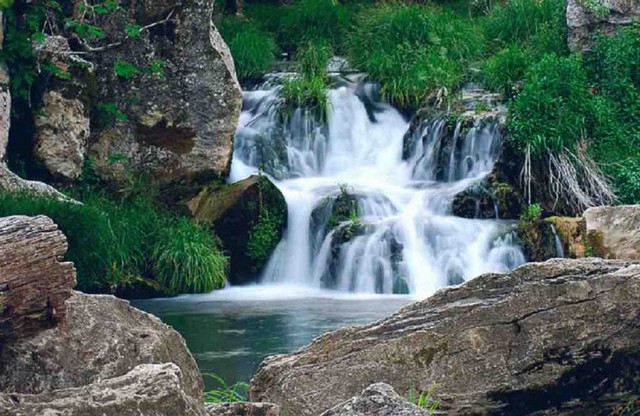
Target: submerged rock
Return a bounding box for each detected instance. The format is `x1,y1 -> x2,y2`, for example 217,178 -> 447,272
88,0 -> 242,189
187,175 -> 287,285
567,0 -> 640,52
321,383 -> 429,416
250,258 -> 640,415
584,205 -> 640,260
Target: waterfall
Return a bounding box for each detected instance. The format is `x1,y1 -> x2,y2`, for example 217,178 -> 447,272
230,74 -> 524,297
549,224 -> 566,258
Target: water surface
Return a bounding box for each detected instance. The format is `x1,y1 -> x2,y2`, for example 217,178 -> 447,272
134,285 -> 413,388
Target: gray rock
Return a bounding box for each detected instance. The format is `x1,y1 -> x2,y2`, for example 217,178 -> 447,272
88,0 -> 242,189
250,258 -> 640,415
567,0 -> 640,51
0,164 -> 75,202
0,363 -> 207,416
322,383 -> 429,416
0,291 -> 203,401
34,91 -> 90,181
584,205 -> 640,260
206,401 -> 281,416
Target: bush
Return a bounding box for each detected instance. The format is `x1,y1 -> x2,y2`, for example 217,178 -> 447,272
348,4 -> 483,108
482,43 -> 531,95
218,18 -> 278,80
507,54 -> 596,156
0,189 -> 228,294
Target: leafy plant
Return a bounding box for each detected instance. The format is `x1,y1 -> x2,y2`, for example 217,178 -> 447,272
520,203 -> 542,223
114,59 -> 140,80
247,212 -> 281,269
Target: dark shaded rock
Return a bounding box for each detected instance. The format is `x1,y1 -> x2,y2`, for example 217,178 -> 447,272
187,175 -> 287,284
250,258 -> 640,416
0,292 -> 203,401
321,383 -> 429,416
584,205 -> 640,260
567,0 -> 640,52
206,401 -> 281,416
0,363 -> 207,416
0,215 -> 75,341
88,0 -> 242,189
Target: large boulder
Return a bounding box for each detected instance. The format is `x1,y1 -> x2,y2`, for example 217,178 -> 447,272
567,0 -> 640,52
321,383 -> 429,416
0,363 -> 206,416
88,0 -> 242,189
0,291 -> 203,401
206,402 -> 281,416
187,175 -> 287,285
584,205 -> 640,260
250,258 -> 640,415
0,215 -> 75,341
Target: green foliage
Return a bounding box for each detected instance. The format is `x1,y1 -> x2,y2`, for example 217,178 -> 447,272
482,43 -> 530,95
203,373 -> 248,403
246,212 -> 281,267
0,187 -> 228,294
93,102 -> 129,128
348,4 -> 483,108
408,384 -> 440,414
507,54 -> 596,156
484,0 -> 564,46
113,59 -> 140,80
152,218 -> 228,294
521,203 -> 542,223
218,18 -> 278,80
280,41 -> 332,113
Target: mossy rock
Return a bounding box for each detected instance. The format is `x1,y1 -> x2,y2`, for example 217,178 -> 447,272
543,216 -> 587,258
187,175 -> 287,285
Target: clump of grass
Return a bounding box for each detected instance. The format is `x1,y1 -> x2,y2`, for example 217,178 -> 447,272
348,4 -> 483,108
408,383 -> 440,415
482,43 -> 531,95
152,218 -> 228,294
203,373 -> 248,403
483,0 -> 564,46
218,17 -> 278,80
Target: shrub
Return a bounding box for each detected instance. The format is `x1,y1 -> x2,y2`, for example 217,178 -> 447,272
218,18 -> 278,80
152,218 -> 228,294
482,43 -> 531,95
507,54 -> 596,156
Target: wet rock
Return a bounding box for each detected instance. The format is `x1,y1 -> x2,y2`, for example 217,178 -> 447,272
567,0 -> 640,52
187,175 -> 287,284
584,205 -> 640,260
250,258 -> 640,416
88,0 -> 242,189
0,215 -> 76,341
321,383 -> 429,416
34,91 -> 90,181
545,216 -> 587,258
0,363 -> 207,416
206,401 -> 281,416
0,291 -> 203,401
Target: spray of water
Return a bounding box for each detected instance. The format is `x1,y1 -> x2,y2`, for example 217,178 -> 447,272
230,75 -> 524,297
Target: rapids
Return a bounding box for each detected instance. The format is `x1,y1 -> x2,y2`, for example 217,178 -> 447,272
230,74 -> 524,297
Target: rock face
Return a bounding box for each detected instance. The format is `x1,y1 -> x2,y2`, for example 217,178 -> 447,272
321,383 -> 429,416
0,215 -> 76,341
567,0 -> 640,51
188,175 -> 287,285
34,91 -> 90,181
250,258 -> 640,415
0,363 -> 206,416
0,291 -> 203,400
88,0 -> 242,189
206,402 -> 281,416
584,205 -> 640,260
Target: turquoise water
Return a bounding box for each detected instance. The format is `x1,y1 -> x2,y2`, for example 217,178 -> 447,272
133,285 -> 413,389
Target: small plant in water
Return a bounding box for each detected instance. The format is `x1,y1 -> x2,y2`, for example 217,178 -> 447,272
203,373 -> 249,403
408,383 -> 440,414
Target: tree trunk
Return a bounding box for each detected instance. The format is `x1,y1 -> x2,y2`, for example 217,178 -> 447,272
0,215 -> 76,342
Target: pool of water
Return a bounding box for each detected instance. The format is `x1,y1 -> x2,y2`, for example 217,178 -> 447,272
133,285 -> 414,389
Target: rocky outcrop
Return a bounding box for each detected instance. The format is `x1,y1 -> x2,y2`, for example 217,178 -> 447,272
321,383 -> 429,416
88,0 -> 242,189
206,402 -> 281,416
0,363 -> 206,416
0,166 -> 74,201
584,205 -> 640,260
0,215 -> 75,341
567,0 -> 640,51
250,258 -> 640,415
188,175 -> 287,285
34,91 -> 90,181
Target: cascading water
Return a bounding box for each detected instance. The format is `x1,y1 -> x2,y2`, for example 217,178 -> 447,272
230,74 -> 524,297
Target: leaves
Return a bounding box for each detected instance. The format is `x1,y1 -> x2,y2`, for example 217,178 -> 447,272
113,59 -> 140,80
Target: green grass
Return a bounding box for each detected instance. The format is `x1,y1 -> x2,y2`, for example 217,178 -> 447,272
483,0 -> 565,46
218,17 -> 278,80
203,373 -> 248,403
0,188 -> 228,295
